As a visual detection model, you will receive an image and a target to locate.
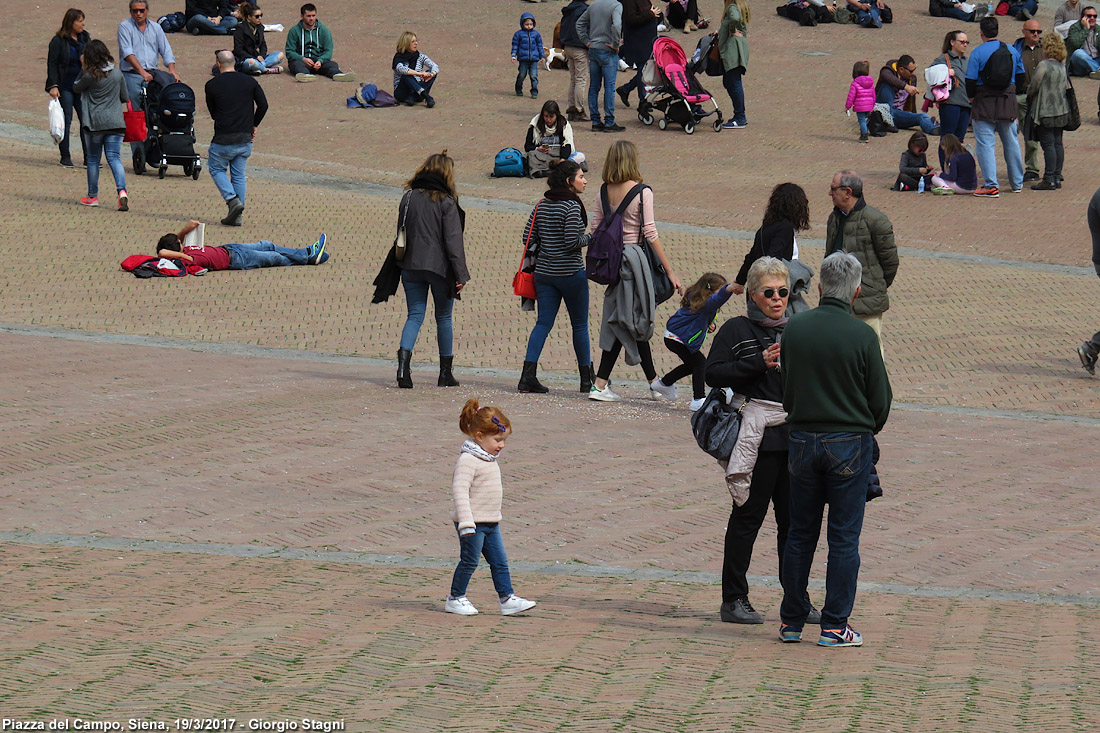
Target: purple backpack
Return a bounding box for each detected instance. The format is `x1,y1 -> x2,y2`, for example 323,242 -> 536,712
586,183 -> 646,286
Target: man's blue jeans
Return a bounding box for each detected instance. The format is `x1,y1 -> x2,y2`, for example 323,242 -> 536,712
58,88 -> 86,164
207,141 -> 252,203
186,13 -> 238,34
224,240 -> 312,269
1068,49 -> 1100,76
525,268 -> 591,365
394,74 -> 436,103
855,5 -> 882,27
973,118 -> 1023,190
399,270 -> 454,356
450,522 -> 514,601
588,46 -> 619,126
515,60 -> 539,94
891,108 -> 937,134
780,431 -> 873,629
85,132 -> 127,198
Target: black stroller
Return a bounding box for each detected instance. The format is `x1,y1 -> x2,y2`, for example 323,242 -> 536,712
133,77 -> 202,179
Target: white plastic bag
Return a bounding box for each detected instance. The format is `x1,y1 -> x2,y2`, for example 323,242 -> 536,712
48,98 -> 64,143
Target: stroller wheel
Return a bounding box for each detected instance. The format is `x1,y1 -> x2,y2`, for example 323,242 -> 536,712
639,110 -> 654,126
158,165 -> 166,179
132,146 -> 146,175
713,118 -> 723,133
684,122 -> 695,135
183,161 -> 194,177
192,161 -> 202,180
658,118 -> 668,130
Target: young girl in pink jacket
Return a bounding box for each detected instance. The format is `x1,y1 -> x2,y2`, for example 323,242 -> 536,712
845,60 -> 876,144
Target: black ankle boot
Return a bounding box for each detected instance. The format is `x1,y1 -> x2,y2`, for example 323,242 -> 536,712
578,363 -> 595,393
517,360 -> 549,393
1031,176 -> 1057,191
438,356 -> 459,387
396,348 -> 413,389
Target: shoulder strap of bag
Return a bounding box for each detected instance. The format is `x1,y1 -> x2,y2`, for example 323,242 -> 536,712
615,183 -> 649,219
600,183 -> 611,216
520,201 -> 541,265
397,190 -> 411,232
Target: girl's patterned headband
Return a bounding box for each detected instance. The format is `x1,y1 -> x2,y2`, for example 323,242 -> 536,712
491,416 -> 507,433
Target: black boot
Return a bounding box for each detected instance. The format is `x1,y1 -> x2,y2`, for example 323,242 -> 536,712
517,361 -> 549,393
1031,175 -> 1057,191
578,363 -> 595,393
396,348 -> 413,389
438,356 -> 459,387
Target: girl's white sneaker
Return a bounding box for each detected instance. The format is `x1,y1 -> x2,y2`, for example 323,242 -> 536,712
649,378 -> 678,401
444,595 -> 479,615
499,595 -> 537,615
689,397 -> 706,412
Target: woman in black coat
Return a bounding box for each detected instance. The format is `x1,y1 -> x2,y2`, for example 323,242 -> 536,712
233,3 -> 284,74
616,0 -> 661,107
46,8 -> 91,167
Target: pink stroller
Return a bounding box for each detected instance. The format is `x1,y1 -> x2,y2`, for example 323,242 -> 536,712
637,36 -> 723,134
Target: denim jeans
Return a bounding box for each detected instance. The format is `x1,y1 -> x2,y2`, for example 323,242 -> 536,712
223,240 -> 312,269
588,46 -> 619,126
1007,0 -> 1038,16
939,4 -> 973,19
856,5 -> 882,27
207,141 -> 252,203
58,88 -> 86,163
450,522 -> 514,600
938,104 -> 970,142
891,108 -> 937,134
973,118 -> 1023,190
855,111 -> 869,135
525,268 -> 591,364
400,270 -> 454,356
722,68 -> 746,124
186,13 -> 238,34
780,431 -> 873,629
394,74 -> 436,103
84,132 -> 127,198
1069,49 -> 1100,76
516,60 -> 539,94
240,52 -> 284,74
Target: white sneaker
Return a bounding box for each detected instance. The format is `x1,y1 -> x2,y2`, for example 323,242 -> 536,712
689,397 -> 705,412
657,23 -> 669,31
444,595 -> 479,615
499,595 -> 537,615
649,378 -> 678,401
589,384 -> 622,402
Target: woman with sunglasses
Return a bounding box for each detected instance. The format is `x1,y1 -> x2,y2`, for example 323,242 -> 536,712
704,256 -> 819,627
930,30 -> 971,162
233,3 -> 284,74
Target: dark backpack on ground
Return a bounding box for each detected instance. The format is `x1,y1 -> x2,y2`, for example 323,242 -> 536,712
586,183 -> 646,286
158,12 -> 187,32
491,147 -> 525,177
980,41 -> 1014,91
867,109 -> 889,136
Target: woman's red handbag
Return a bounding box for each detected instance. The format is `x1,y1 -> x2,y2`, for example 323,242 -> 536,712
123,101 -> 146,143
513,202 -> 540,299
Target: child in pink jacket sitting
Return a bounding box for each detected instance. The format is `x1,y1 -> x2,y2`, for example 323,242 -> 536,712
845,60 -> 876,144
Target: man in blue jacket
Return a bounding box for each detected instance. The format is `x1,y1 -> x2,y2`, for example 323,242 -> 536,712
966,16 -> 1026,197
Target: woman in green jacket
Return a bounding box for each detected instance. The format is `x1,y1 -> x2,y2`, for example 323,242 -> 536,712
716,0 -> 750,128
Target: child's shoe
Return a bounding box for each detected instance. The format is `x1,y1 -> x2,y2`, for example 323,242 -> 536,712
931,186 -> 954,195
444,595 -> 479,615
858,132 -> 869,144
649,378 -> 678,401
499,594 -> 536,615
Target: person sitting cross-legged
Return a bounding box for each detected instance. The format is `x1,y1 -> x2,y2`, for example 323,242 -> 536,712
286,3 -> 356,83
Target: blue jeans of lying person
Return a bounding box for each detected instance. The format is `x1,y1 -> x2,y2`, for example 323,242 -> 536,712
395,74 -> 436,103
1068,49 -> 1100,76
891,108 -> 938,134
449,522 -> 514,601
399,269 -> 454,356
525,269 -> 591,365
780,431 -> 872,630
223,241 -> 313,269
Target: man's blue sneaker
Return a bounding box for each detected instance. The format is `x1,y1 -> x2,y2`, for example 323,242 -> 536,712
318,252 -> 329,265
308,233 -> 327,265
779,624 -> 802,643
817,625 -> 863,647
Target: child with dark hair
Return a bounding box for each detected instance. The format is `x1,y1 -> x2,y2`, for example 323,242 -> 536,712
845,60 -> 876,143
511,12 -> 544,98
893,132 -> 936,191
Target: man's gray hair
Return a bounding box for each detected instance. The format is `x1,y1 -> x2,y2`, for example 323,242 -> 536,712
837,169 -> 863,199
820,252 -> 863,302
129,0 -> 148,9
746,256 -> 790,294
215,49 -> 236,69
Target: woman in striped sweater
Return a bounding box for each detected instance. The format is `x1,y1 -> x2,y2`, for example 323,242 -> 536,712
517,159 -> 595,394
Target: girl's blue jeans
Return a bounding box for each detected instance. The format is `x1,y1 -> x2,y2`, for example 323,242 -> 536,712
856,111 -> 869,135
524,268 -> 591,365
450,522 -> 513,600
85,132 -> 126,198
400,270 -> 454,356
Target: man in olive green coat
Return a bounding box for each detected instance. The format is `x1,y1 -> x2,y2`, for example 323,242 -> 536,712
825,170 -> 898,343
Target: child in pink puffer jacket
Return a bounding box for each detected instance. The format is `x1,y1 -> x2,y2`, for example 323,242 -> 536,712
845,60 -> 876,144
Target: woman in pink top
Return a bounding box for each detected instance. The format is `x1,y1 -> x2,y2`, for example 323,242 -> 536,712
588,141 -> 684,402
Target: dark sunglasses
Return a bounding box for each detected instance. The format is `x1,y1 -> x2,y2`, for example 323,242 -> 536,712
253,12 -> 263,17
1026,28 -> 1043,33
760,287 -> 790,299
131,7 -> 147,12
1087,13 -> 1098,17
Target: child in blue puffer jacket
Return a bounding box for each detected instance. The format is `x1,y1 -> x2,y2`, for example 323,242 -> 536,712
655,272 -> 737,411
511,13 -> 544,99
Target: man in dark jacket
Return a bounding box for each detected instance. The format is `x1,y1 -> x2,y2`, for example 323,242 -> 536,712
1013,20 -> 1044,181
204,49 -> 268,226
560,0 -> 590,121
185,0 -> 237,35
825,170 -> 898,344
875,56 -> 938,134
1067,6 -> 1100,75
1077,186 -> 1100,375
777,252 -> 892,648
577,0 -> 625,132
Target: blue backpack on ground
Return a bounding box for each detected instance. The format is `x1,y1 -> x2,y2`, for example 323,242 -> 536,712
586,183 -> 647,286
492,148 -> 525,178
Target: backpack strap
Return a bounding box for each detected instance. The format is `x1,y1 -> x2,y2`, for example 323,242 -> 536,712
615,183 -> 649,219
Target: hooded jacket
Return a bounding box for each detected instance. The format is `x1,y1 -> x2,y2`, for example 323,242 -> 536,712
846,74 -> 876,112
512,13 -> 545,61
286,18 -> 334,63
559,0 -> 589,48
72,64 -> 129,132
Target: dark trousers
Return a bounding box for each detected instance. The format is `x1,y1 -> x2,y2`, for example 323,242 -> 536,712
395,74 -> 436,103
667,0 -> 700,27
722,450 -> 790,601
288,58 -> 341,77
1087,187 -> 1100,350
58,88 -> 86,164
661,337 -> 706,399
619,66 -> 645,104
895,172 -> 934,191
722,68 -> 746,124
1035,125 -> 1065,179
597,339 -> 656,381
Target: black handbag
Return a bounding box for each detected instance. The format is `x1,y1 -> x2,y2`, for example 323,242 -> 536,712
690,388 -> 748,460
640,237 -> 675,305
1065,78 -> 1081,132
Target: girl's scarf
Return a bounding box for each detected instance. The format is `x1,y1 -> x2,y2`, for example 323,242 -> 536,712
543,186 -> 588,227
408,173 -> 466,231
393,50 -> 421,70
460,439 -> 496,462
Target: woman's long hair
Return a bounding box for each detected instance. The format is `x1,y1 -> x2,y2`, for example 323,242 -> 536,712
724,0 -> 752,25
240,2 -> 260,25
761,182 -> 810,231
681,272 -> 728,312
81,39 -> 114,80
396,31 -> 417,54
939,133 -> 966,161
535,100 -> 566,137
57,8 -> 84,38
406,149 -> 457,203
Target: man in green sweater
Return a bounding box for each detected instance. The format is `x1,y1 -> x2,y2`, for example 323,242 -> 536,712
777,252 -> 892,649
285,3 -> 355,83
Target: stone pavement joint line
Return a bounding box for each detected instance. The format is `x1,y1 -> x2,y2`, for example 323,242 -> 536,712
2,532 -> 1096,608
